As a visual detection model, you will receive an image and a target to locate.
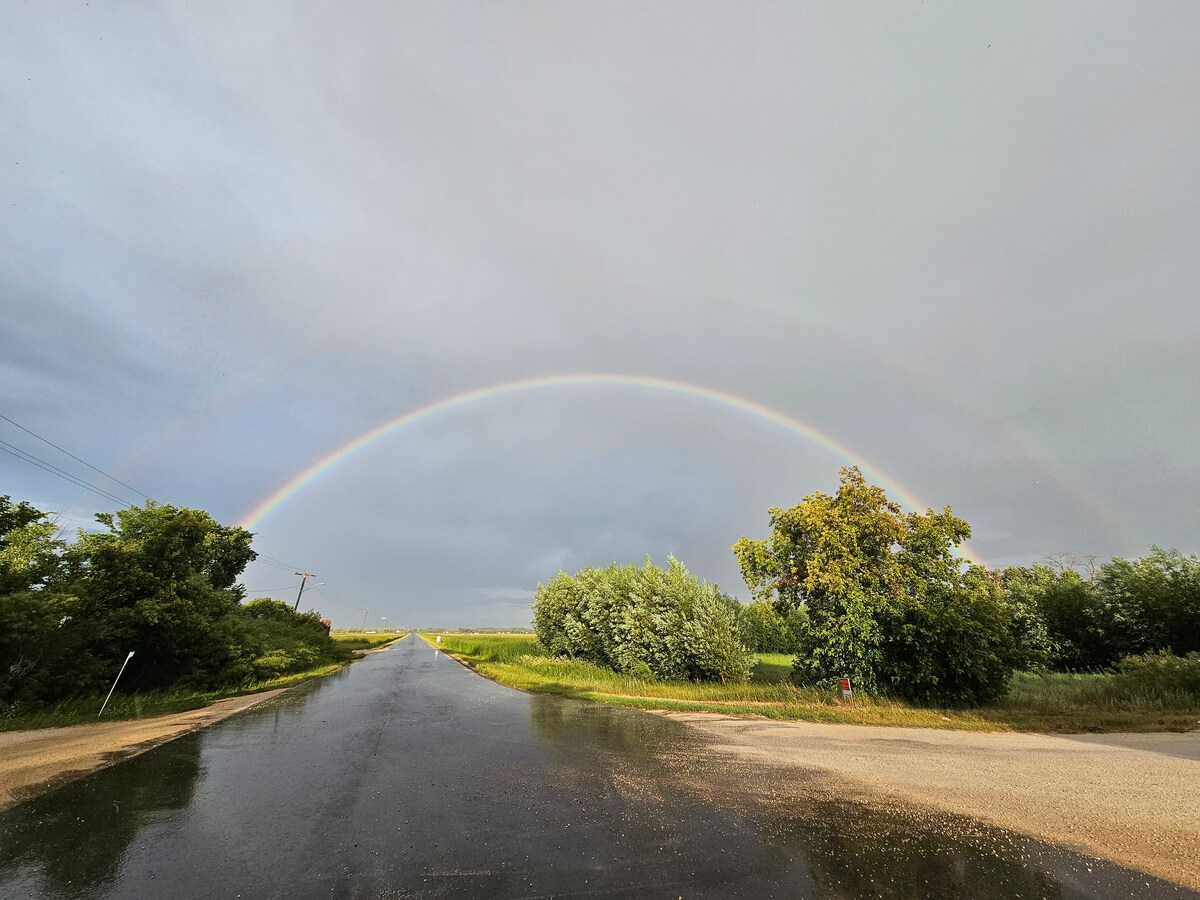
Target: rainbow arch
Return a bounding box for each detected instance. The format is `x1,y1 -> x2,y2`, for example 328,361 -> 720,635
239,373 -> 985,564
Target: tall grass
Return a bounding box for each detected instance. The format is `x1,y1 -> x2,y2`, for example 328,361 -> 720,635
0,662 -> 347,734
425,634 -> 1200,733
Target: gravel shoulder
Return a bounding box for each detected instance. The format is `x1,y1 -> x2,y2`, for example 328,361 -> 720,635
665,711 -> 1200,890
0,690 -> 285,811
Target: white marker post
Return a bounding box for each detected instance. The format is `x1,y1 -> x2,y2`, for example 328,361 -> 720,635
99,651 -> 136,718
840,677 -> 853,701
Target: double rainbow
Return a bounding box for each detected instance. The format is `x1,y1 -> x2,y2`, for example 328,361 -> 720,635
238,373 -> 985,565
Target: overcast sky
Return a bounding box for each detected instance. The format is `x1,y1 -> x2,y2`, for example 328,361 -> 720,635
3,2 -> 1197,627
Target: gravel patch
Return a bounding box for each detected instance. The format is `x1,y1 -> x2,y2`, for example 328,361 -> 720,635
665,712 -> 1200,891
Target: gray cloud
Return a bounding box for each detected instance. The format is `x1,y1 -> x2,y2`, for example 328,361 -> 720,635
3,2 -> 1197,626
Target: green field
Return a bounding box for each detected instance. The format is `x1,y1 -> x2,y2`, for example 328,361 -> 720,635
330,631 -> 408,652
421,633 -> 1200,733
751,653 -> 795,683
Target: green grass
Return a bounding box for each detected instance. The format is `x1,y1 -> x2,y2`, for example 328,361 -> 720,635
422,634 -> 1200,733
752,653 -> 796,683
0,661 -> 349,734
330,631 -> 407,652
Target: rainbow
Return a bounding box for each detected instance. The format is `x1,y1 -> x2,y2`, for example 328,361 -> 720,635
239,373 -> 985,564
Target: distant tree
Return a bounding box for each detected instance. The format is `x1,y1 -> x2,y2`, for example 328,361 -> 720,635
738,599 -> 796,653
734,467 -> 1015,705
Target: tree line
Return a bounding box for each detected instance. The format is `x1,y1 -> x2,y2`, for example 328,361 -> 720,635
534,468 -> 1199,705
0,496 -> 349,713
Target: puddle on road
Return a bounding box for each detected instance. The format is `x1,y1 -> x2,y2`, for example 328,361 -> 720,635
0,734 -> 204,898
0,662 -> 1194,900
528,696 -> 1197,900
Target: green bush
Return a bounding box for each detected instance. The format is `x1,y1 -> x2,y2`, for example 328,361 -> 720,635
206,599 -> 350,687
1000,564 -> 1118,670
533,557 -> 753,683
878,579 -> 1017,706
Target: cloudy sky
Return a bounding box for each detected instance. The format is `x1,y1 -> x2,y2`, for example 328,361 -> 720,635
3,2 -> 1197,626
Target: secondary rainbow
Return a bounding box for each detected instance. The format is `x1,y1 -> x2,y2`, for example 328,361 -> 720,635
239,373 -> 985,564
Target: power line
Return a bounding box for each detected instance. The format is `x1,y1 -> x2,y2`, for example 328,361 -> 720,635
253,556 -> 298,571
0,412 -> 153,501
0,440 -> 134,507
255,552 -> 304,570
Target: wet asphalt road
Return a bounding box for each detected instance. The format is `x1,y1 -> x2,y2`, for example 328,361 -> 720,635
1,635 -> 1195,900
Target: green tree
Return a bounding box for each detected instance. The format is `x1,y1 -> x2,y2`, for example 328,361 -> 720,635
1099,548 -> 1200,657
1,495 -> 348,710
734,467 -> 1015,705
0,498 -> 106,703
60,502 -> 258,688
1000,564 -> 1116,670
0,496 -> 61,593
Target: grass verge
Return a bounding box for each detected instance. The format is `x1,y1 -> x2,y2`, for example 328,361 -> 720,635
421,633 -> 1200,733
0,661 -> 350,734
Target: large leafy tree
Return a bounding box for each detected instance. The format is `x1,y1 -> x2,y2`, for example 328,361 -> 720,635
733,467 -> 1015,705
61,503 -> 257,687
0,497 -> 92,702
0,496 -> 61,593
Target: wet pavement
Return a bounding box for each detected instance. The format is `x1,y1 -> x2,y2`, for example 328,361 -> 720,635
0,634 -> 1195,899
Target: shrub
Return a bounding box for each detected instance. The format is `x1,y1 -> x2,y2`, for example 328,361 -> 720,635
532,557 -> 753,683
1000,564 -> 1118,670
878,578 -> 1017,706
205,599 -> 349,687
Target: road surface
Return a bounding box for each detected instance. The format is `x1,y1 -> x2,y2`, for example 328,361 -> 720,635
0,635 -> 1194,899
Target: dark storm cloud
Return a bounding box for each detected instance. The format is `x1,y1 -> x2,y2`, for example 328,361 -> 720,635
2,2 -> 1197,626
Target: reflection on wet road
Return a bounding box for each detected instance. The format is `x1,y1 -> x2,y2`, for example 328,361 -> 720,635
1,635 -> 1194,899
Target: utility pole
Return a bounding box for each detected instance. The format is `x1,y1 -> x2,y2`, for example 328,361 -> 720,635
294,571 -> 317,611
360,607 -> 370,633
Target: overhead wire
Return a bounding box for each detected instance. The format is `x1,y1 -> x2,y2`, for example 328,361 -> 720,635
0,414 -> 330,602
0,440 -> 135,507
252,556 -> 301,571
0,412 -> 154,501
254,552 -> 305,570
